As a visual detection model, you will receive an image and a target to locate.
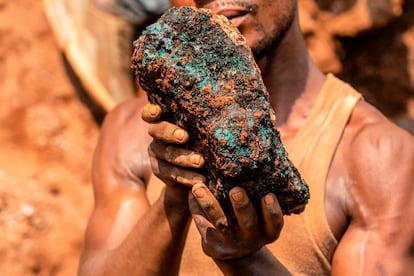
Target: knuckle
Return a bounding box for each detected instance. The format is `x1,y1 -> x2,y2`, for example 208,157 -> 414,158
147,121 -> 188,144
168,166 -> 193,187
233,203 -> 255,221
162,126 -> 173,141
170,166 -> 180,183
215,217 -> 229,231
164,145 -> 174,162
201,201 -> 216,212
165,146 -> 190,167
233,200 -> 250,211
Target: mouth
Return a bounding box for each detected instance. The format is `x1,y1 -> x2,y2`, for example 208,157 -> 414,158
198,1 -> 256,28
216,8 -> 250,27
217,8 -> 249,19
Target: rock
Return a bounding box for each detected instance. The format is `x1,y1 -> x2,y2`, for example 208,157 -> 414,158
132,7 -> 310,220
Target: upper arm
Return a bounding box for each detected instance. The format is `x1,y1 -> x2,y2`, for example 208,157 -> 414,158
332,121 -> 414,275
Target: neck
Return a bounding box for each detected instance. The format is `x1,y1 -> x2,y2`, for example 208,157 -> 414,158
256,19 -> 325,129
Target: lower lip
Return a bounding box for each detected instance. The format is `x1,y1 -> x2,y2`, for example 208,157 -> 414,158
229,14 -> 248,28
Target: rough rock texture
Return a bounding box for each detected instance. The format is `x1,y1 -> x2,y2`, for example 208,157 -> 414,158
2,1 -> 413,275
132,6 -> 310,219
0,0 -> 414,276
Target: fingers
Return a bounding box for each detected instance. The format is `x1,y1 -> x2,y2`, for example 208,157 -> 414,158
149,140 -> 205,168
261,193 -> 284,242
149,153 -> 205,187
189,190 -> 215,239
229,188 -> 283,244
191,184 -> 229,231
148,121 -> 189,144
143,103 -> 188,145
189,191 -> 231,259
229,187 -> 260,240
142,103 -> 162,122
190,185 -> 284,260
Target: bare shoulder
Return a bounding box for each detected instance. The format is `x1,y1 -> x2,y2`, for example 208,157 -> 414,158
95,96 -> 154,190
343,99 -> 414,221
100,95 -> 153,157
347,99 -> 414,172
102,96 -> 151,136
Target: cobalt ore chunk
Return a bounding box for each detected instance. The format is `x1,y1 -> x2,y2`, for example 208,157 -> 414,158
131,6 -> 310,219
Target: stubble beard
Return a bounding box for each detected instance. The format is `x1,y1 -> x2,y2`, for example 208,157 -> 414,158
250,9 -> 295,60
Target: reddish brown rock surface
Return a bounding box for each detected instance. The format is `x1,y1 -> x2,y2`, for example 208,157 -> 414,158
1,1 -> 413,275
132,7 -> 309,219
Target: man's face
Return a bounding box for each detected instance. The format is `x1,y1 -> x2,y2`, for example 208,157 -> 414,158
169,0 -> 297,59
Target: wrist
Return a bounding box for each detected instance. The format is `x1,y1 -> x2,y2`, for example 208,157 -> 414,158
163,185 -> 191,215
214,247 -> 291,276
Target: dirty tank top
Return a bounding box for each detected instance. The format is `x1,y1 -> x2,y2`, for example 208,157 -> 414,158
266,74 -> 362,275
146,74 -> 362,275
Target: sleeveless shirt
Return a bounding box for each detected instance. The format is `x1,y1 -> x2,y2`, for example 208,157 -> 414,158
147,74 -> 362,275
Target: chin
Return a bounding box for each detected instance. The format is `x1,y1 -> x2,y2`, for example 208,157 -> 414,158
239,34 -> 261,58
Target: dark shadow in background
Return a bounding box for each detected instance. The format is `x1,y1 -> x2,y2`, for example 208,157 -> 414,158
62,53 -> 107,126
59,16 -> 161,127
337,1 -> 414,120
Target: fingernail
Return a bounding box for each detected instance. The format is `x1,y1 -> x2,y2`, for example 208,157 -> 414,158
149,105 -> 158,115
230,190 -> 244,202
193,186 -> 206,199
173,129 -> 185,141
190,154 -> 201,166
264,194 -> 275,206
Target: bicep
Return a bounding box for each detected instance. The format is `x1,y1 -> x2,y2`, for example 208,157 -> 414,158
334,123 -> 414,275
332,223 -> 414,275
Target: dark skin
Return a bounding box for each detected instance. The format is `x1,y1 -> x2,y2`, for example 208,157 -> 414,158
78,0 -> 414,275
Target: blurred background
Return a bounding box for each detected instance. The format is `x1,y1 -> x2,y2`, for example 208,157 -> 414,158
0,0 -> 413,275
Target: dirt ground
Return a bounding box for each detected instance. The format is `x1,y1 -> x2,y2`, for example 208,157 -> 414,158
0,1 -> 98,275
0,1 -> 413,276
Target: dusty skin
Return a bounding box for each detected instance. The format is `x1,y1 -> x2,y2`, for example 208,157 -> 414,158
1,0 -> 414,275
